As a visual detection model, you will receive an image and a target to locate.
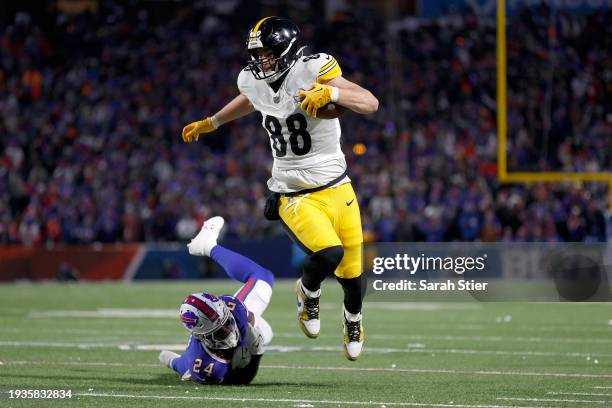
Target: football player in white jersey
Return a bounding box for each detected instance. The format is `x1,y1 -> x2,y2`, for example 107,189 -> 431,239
181,16 -> 378,360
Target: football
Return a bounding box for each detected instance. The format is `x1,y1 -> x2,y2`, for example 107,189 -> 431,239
315,102 -> 347,119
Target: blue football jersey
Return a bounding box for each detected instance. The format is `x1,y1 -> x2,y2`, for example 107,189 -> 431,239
171,295 -> 249,384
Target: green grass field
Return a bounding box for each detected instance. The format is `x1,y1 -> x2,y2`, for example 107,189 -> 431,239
0,280 -> 611,407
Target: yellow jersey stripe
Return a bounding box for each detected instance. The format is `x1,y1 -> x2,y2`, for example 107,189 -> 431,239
318,57 -> 337,73
318,61 -> 338,76
252,16 -> 273,34
318,64 -> 342,81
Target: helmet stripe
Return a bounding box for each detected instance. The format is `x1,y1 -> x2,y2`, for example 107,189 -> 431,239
251,16 -> 273,35
183,296 -> 219,322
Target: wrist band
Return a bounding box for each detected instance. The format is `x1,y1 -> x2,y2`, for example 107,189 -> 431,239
210,115 -> 220,129
330,86 -> 340,103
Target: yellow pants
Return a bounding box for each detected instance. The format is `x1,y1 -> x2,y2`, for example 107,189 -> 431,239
279,182 -> 363,279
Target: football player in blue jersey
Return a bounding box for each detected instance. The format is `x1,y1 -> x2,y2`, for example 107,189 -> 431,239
158,216 -> 274,385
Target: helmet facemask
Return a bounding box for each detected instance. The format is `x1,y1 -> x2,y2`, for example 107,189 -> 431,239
194,311 -> 239,350
247,40 -> 302,83
245,17 -> 304,83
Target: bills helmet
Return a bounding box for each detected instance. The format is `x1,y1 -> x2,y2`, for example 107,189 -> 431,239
246,16 -> 305,82
179,293 -> 239,350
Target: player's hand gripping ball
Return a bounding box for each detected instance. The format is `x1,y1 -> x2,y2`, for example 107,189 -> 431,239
298,83 -> 346,119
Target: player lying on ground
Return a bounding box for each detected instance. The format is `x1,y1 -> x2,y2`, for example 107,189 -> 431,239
181,16 -> 379,361
158,217 -> 274,384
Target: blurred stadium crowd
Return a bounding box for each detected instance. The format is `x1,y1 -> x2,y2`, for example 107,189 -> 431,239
0,2 -> 610,245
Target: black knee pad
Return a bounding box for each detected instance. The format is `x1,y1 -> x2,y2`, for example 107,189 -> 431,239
311,245 -> 344,271
301,245 -> 344,291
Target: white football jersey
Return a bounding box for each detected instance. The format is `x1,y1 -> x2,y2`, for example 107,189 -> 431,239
237,53 -> 349,193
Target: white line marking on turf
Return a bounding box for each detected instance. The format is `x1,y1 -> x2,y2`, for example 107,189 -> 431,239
74,392 -> 556,408
0,341 -> 128,349
29,309 -> 176,318
1,327 -> 177,336
2,360 -> 611,379
117,343 -> 612,358
547,392 -> 612,397
3,340 -> 612,359
1,360 -> 160,368
423,323 -> 612,333
594,386 -> 612,389
24,308 -> 612,334
26,303 -> 481,319
498,397 -> 608,404
273,332 -> 612,344
263,365 -> 612,379
118,344 -> 182,351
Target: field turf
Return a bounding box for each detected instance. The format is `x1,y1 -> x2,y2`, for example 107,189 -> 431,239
0,281 -> 611,407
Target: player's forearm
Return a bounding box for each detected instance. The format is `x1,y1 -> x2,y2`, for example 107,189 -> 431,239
182,94 -> 255,142
335,86 -> 379,114
213,94 -> 255,126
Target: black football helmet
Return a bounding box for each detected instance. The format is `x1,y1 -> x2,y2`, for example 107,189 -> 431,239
246,16 -> 305,82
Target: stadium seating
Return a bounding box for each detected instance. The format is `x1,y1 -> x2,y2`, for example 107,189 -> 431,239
0,3 -> 609,245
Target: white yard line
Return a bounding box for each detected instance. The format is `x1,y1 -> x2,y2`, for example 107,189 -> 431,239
0,327 -> 176,336
71,392 -> 556,408
593,386 -> 612,389
2,340 -> 611,359
1,360 -> 160,368
0,341 -> 128,349
125,343 -> 612,358
497,397 -> 608,404
547,392 -> 612,397
8,324 -> 609,345
2,360 -> 611,379
6,328 -> 609,349
263,364 -> 612,379
423,323 -> 612,333
28,309 -> 176,318
273,332 -> 612,344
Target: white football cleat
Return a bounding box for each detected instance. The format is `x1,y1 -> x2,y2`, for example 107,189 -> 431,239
187,216 -> 225,257
296,279 -> 320,338
342,307 -> 364,361
158,350 -> 179,368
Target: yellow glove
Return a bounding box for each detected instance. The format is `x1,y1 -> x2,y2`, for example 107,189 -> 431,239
298,83 -> 338,117
182,117 -> 218,142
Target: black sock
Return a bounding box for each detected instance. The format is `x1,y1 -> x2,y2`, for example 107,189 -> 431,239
301,246 -> 344,292
337,275 -> 366,314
